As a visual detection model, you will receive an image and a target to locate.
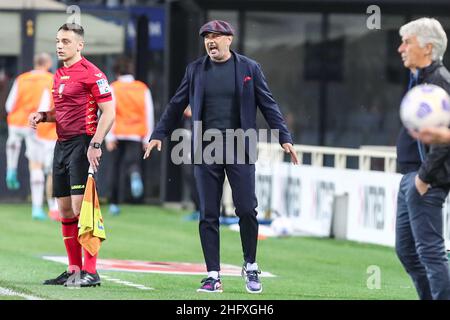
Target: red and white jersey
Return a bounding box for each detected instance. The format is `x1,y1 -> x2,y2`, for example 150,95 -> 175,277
53,56 -> 112,141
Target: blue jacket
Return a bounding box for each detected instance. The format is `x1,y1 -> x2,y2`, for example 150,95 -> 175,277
151,51 -> 293,148
396,61 -> 450,187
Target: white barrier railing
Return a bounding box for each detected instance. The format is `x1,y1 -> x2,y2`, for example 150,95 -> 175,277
257,142 -> 397,172
222,143 -> 397,216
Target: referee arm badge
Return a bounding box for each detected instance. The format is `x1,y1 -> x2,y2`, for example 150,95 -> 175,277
96,79 -> 110,95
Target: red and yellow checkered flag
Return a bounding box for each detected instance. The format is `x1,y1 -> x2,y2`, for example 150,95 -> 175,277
78,168 -> 106,256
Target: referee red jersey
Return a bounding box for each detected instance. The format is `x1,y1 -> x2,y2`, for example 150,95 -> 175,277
53,56 -> 112,141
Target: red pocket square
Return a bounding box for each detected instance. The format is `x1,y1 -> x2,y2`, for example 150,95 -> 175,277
244,76 -> 252,83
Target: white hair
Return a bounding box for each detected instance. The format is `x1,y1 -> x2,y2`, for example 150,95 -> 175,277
399,17 -> 447,61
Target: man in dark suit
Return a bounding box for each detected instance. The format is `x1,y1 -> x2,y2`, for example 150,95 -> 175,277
144,20 -> 298,294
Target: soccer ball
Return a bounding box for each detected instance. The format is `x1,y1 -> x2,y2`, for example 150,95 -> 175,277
271,217 -> 293,237
400,84 -> 450,130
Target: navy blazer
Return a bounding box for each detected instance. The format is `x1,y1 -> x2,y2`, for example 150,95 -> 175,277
151,51 -> 293,147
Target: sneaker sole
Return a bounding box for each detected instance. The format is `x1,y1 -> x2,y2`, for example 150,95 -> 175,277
245,285 -> 263,294
81,283 -> 101,288
64,283 -> 101,288
196,288 -> 223,293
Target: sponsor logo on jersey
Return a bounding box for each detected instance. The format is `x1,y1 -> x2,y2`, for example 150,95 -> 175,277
58,84 -> 65,97
71,184 -> 85,190
96,79 -> 110,95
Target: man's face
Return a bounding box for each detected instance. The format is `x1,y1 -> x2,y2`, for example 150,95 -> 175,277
398,34 -> 432,70
204,33 -> 232,62
56,29 -> 83,61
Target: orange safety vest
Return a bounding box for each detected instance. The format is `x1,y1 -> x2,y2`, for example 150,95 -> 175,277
36,121 -> 57,141
111,80 -> 149,138
7,71 -> 53,128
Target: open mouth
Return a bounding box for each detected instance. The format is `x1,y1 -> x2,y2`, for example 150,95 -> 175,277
208,44 -> 218,55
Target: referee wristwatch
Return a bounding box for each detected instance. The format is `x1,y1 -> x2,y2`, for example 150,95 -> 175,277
89,142 -> 101,149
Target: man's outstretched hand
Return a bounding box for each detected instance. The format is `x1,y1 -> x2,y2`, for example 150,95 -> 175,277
143,139 -> 162,159
282,143 -> 300,165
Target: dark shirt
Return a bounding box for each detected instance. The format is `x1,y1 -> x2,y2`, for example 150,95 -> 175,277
202,57 -> 241,132
396,72 -> 423,174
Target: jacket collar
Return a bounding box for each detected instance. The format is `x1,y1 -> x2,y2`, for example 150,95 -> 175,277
417,60 -> 442,82
117,74 -> 135,82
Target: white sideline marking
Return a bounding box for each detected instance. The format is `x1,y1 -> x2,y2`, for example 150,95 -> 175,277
0,287 -> 43,300
100,274 -> 154,291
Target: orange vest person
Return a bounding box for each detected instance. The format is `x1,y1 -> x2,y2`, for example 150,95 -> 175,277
5,52 -> 53,220
35,85 -> 59,221
105,57 -> 154,215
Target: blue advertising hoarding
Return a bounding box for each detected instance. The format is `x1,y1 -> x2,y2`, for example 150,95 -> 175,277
128,6 -> 165,51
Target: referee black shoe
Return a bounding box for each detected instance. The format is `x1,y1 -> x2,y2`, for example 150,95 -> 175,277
65,271 -> 101,288
43,271 -> 74,285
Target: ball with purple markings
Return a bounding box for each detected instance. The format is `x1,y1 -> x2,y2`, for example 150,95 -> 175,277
400,84 -> 450,130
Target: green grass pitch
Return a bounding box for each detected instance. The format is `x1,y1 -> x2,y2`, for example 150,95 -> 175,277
0,204 -> 417,300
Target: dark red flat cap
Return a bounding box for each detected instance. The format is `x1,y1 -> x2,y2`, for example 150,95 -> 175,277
199,20 -> 235,37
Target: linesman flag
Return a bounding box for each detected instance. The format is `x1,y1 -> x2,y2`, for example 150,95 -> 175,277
78,167 -> 106,256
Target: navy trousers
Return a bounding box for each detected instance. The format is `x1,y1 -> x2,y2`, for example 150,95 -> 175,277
396,172 -> 450,300
194,160 -> 258,272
